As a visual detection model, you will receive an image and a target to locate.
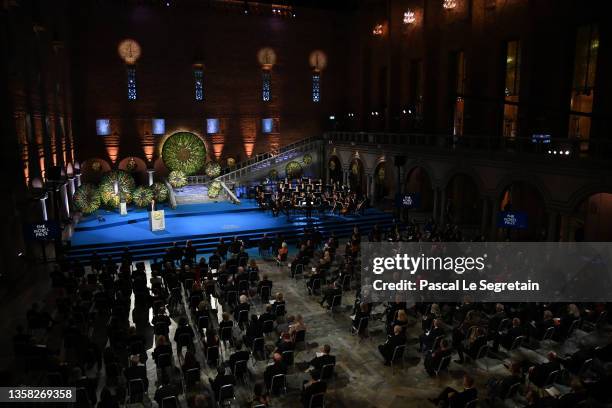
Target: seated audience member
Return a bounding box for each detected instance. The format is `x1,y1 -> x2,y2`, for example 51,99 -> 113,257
378,325 -> 407,365
259,234 -> 272,255
424,339 -> 452,377
319,281 -> 341,308
209,366 -> 236,402
534,309 -> 555,340
203,329 -> 220,365
174,317 -> 195,351
289,314 -> 307,337
487,303 -> 507,337
258,275 -> 273,302
154,373 -> 180,407
275,332 -> 295,354
308,344 -> 336,378
259,305 -> 275,327
219,312 -> 235,343
558,303 -> 581,339
152,335 -> 173,365
234,294 -> 251,325
252,382 -> 270,407
419,319 -> 445,352
429,374 -> 477,408
558,346 -> 594,375
264,352 -> 287,391
124,355 -> 148,390
243,314 -> 263,347
486,362 -> 522,402
301,371 -> 327,408
558,379 -> 588,408
389,309 -> 409,335
272,292 -> 286,316
493,317 -> 524,352
247,259 -> 260,282
352,302 -> 371,334
227,341 -> 251,374
306,266 -> 323,295
528,351 -> 561,387
181,350 -> 201,374
456,327 -> 487,364
277,242 -> 289,262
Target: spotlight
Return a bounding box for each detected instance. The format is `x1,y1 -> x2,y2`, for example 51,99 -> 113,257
329,115 -> 336,120
402,109 -> 407,114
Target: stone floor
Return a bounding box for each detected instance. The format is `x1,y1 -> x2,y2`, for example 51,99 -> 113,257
2,249 -> 610,408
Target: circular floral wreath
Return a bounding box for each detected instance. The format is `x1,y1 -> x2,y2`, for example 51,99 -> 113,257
152,182 -> 169,202
226,157 -> 237,168
205,161 -> 221,178
168,170 -> 187,188
285,161 -> 303,178
133,186 -> 154,208
302,154 -> 313,165
161,132 -> 206,175
126,157 -> 138,172
99,170 -> 135,206
73,184 -> 101,214
208,181 -> 222,199
91,160 -> 102,172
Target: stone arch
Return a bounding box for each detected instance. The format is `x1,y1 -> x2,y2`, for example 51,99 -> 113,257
328,155 -> 342,184
444,172 -> 483,226
81,158 -> 111,184
404,165 -> 434,211
567,183 -> 612,242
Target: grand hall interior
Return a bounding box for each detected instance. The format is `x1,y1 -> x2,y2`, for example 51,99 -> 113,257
0,0 -> 611,407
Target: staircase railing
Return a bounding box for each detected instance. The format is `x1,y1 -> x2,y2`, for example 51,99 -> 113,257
216,136 -> 322,183
164,180 -> 178,209
220,181 -> 240,204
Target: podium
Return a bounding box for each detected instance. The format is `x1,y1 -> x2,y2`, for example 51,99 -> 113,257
149,210 -> 165,231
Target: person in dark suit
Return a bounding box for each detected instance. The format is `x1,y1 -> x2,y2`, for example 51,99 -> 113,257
378,325 -> 407,365
319,281 -> 341,308
487,303 -> 507,338
124,355 -> 148,390
227,341 -> 251,377
534,310 -> 555,340
486,362 -> 522,401
493,317 -> 525,352
264,352 -> 287,391
301,371 -> 327,408
308,344 -> 336,378
209,366 -> 236,401
153,374 -> 180,407
258,275 -> 273,302
259,304 -> 275,326
429,374 -> 478,408
243,314 -> 263,348
419,319 -> 445,352
173,317 -> 195,352
424,339 -> 452,376
528,351 -> 561,387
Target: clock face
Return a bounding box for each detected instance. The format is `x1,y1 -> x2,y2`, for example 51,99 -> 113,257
257,47 -> 276,67
118,39 -> 141,64
309,50 -> 327,71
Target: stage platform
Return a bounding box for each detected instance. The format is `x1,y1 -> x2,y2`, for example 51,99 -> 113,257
66,200 -> 394,264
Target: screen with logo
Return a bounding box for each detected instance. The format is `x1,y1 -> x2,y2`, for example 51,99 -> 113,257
397,193 -> 421,209
26,222 -> 60,241
497,211 -> 528,229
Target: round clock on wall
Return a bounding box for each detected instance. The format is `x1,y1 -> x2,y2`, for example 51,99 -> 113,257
118,39 -> 141,64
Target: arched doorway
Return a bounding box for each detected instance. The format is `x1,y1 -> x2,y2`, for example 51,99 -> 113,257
497,181 -> 547,240
328,156 -> 342,184
374,161 -> 388,203
445,174 -> 482,227
349,158 -> 365,194
404,166 -> 434,212
569,193 -> 612,241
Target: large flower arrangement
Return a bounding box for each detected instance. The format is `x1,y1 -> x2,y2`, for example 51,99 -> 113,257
208,181 -> 222,199
205,161 -> 221,178
73,184 -> 101,214
161,132 -> 206,175
99,170 -> 135,206
285,161 -> 303,178
132,186 -> 154,208
152,182 -> 169,202
168,170 -> 187,188
302,154 -> 313,165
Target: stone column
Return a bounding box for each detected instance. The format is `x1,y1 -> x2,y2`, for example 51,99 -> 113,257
68,176 -> 75,197
432,188 -> 439,222
40,196 -> 48,221
61,183 -> 70,218
547,211 -> 559,242
75,173 -> 81,187
480,197 -> 490,238
369,174 -> 376,206
490,199 -> 499,241
148,169 -> 155,186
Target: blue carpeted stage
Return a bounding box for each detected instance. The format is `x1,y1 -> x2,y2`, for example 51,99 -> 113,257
67,200 -> 394,264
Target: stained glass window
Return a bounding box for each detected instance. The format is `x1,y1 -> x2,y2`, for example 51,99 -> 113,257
312,73 -> 320,102
194,68 -> 203,101
127,66 -> 137,100
262,71 -> 271,102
